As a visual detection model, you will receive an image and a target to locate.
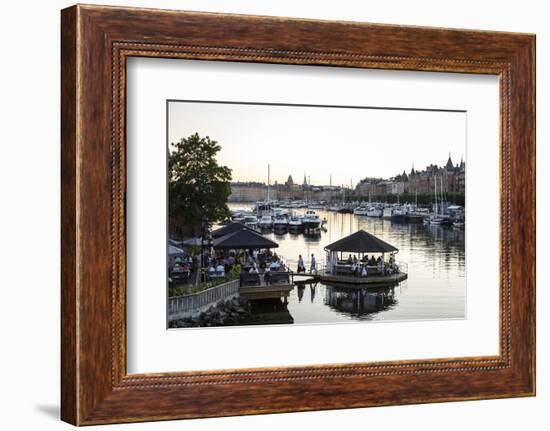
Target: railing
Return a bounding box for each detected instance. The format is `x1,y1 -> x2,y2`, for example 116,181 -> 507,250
395,260 -> 408,274
322,259 -> 408,276
168,279 -> 240,319
285,256 -> 326,273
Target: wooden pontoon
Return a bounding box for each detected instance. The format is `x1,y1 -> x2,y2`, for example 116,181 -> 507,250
239,284 -> 294,301
319,271 -> 407,285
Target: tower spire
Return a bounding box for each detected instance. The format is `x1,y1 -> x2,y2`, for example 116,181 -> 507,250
446,152 -> 454,170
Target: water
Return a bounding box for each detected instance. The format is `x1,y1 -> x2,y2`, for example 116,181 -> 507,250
228,204 -> 465,325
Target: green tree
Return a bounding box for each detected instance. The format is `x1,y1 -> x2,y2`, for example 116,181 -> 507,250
169,133 -> 232,236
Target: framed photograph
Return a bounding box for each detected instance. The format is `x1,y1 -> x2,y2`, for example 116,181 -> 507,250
61,4 -> 535,425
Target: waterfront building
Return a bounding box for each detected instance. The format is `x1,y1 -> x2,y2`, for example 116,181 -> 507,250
229,177 -> 349,203
355,155 -> 466,198
229,181 -> 275,202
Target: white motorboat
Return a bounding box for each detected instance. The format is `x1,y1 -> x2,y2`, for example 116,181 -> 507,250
231,210 -> 247,223
288,215 -> 303,230
390,206 -> 409,222
242,214 -> 259,229
302,210 -> 322,229
427,215 -> 446,225
366,206 -> 383,217
273,213 -> 288,229
259,214 -> 273,228
308,202 -> 325,210
353,207 -> 369,216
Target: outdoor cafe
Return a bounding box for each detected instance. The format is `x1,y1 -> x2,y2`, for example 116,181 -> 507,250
211,225 -> 290,287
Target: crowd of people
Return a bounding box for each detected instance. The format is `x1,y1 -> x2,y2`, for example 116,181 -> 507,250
170,247 -> 296,287
332,253 -> 400,277
201,248 -> 290,284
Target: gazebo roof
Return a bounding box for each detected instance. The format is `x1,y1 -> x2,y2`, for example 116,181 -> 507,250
211,222 -> 255,239
213,228 -> 279,250
324,229 -> 398,253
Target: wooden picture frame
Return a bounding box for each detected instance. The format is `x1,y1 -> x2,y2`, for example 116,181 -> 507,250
61,4 -> 535,425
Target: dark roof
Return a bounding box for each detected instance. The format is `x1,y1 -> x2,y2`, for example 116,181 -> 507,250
213,228 -> 279,250
211,222 -> 255,239
446,154 -> 454,170
324,230 -> 398,253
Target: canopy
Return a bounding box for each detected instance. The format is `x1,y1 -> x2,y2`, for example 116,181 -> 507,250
168,244 -> 185,255
324,229 -> 398,253
211,222 -> 255,239
213,228 -> 279,250
182,237 -> 202,246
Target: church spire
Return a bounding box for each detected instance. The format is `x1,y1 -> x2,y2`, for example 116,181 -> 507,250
446,152 -> 454,170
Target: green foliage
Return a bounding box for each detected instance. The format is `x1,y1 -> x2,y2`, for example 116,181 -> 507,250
231,264 -> 242,279
168,270 -> 238,298
169,133 -> 232,235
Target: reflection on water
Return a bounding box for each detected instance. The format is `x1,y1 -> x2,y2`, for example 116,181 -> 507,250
230,205 -> 466,325
325,285 -> 397,320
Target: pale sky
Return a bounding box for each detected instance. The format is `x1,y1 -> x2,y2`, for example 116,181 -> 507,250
168,101 -> 466,187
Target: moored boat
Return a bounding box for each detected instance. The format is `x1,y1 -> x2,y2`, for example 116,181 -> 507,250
302,209 -> 322,229
273,213 -> 289,230
366,206 -> 383,218
242,214 -> 259,229
288,214 -> 304,230
259,214 -> 273,228
390,206 -> 409,222
353,207 -> 369,216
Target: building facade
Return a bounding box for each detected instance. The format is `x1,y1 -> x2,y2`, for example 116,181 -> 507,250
355,155 -> 466,197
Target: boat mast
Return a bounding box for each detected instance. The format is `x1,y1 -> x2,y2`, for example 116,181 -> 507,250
434,175 -> 438,216
267,164 -> 270,202
441,174 -> 445,206
342,184 -> 345,205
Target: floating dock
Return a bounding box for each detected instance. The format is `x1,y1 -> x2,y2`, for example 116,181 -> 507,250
239,284 -> 294,301
318,271 -> 408,285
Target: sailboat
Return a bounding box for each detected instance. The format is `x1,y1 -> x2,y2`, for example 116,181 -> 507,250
255,164 -> 274,215
427,175 -> 446,225
337,187 -> 353,213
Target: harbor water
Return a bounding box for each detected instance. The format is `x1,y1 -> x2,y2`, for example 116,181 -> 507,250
228,204 -> 466,325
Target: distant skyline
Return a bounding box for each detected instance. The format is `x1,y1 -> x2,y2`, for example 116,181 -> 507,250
168,101 -> 466,187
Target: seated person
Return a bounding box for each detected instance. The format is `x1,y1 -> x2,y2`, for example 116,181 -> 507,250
207,265 -> 216,279
270,260 -> 281,271
249,264 -> 259,274
215,263 -> 225,275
